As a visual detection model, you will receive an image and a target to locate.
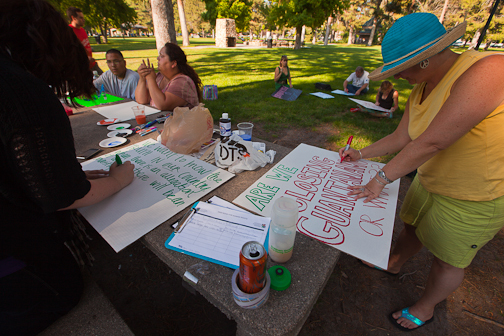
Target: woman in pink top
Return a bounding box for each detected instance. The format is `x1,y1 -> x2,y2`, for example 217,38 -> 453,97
135,43 -> 202,110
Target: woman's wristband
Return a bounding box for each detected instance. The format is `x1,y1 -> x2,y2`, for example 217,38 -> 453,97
358,150 -> 363,160
378,169 -> 393,184
374,177 -> 387,186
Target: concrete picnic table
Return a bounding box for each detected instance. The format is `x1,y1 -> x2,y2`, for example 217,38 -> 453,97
70,102 -> 341,336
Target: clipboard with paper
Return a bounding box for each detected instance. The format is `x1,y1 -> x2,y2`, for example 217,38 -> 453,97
165,199 -> 271,269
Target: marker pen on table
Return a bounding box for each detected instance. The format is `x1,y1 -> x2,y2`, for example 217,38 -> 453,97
141,120 -> 157,129
340,136 -> 353,163
115,154 -> 122,165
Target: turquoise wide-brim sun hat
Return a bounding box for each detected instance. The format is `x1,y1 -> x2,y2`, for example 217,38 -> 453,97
369,13 -> 466,81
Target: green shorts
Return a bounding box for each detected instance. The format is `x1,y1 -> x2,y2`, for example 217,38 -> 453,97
400,176 -> 504,268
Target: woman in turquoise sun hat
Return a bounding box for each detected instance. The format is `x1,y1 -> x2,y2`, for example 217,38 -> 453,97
339,12 -> 504,331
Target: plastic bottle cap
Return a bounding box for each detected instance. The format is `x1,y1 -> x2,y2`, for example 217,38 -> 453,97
268,265 -> 291,291
222,113 -> 228,119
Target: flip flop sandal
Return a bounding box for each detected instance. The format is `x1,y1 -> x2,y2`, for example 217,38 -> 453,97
388,307 -> 434,331
360,260 -> 399,276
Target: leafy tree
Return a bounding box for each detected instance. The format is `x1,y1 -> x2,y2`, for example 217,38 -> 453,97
338,0 -> 369,45
49,0 -> 136,42
452,0 -> 504,48
201,0 -> 252,31
173,0 -> 211,35
87,0 -> 137,43
268,0 -> 348,49
126,0 -> 154,33
250,0 -> 272,39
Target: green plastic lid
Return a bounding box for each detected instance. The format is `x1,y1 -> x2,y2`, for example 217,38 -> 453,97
268,265 -> 291,291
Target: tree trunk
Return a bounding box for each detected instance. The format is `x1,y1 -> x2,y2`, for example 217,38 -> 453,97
99,24 -> 106,44
367,17 -> 377,46
439,0 -> 449,23
294,25 -> 303,49
469,29 -> 481,50
104,22 -> 109,43
312,30 -> 317,44
177,0 -> 190,46
150,0 -> 178,50
324,17 -> 332,45
347,26 -> 354,45
483,40 -> 491,51
300,25 -> 306,46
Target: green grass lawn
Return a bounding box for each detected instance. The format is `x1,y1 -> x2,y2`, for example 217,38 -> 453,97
92,39 -> 415,162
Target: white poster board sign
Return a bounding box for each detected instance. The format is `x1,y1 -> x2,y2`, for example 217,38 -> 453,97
92,101 -> 160,121
79,139 -> 234,252
348,98 -> 390,113
233,144 -> 399,269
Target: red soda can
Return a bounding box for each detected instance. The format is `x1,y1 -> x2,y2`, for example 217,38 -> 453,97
238,241 -> 267,294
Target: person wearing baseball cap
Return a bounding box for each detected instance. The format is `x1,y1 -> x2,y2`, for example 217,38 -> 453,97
339,12 -> 504,331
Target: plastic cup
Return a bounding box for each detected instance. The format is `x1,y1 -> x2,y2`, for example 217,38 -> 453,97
132,106 -> 147,125
237,122 -> 253,141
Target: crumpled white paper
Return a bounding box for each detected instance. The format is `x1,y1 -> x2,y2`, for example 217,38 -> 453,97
214,134 -> 276,173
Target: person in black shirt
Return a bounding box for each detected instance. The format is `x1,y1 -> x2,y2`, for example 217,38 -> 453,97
0,1 -> 134,334
375,80 -> 399,112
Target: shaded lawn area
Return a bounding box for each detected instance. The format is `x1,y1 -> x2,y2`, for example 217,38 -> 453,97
94,43 -> 415,162
91,37 -> 216,52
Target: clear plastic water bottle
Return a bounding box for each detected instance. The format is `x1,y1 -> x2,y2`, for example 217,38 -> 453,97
269,197 -> 298,263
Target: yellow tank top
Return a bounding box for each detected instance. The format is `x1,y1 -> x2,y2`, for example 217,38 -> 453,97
408,50 -> 504,201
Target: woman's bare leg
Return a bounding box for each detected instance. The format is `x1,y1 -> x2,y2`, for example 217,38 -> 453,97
391,257 -> 465,329
363,222 -> 424,274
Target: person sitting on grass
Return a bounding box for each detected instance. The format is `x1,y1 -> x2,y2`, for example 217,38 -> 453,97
93,49 -> 139,100
135,43 -> 201,110
274,55 -> 292,91
375,80 -> 399,113
343,66 -> 369,95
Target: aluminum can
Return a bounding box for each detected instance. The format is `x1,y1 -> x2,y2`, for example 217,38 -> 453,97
238,241 -> 267,294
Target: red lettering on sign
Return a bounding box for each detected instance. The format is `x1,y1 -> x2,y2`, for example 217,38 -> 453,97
285,189 -> 315,212
312,207 -> 351,227
297,216 -> 345,245
359,215 -> 385,236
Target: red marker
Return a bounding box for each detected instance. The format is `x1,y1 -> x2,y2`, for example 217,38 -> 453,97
341,136 -> 353,163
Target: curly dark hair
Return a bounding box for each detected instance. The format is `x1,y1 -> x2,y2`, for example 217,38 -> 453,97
0,0 -> 94,100
164,42 -> 202,102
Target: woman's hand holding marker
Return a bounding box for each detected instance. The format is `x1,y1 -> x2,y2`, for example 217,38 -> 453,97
109,159 -> 134,189
340,136 -> 354,163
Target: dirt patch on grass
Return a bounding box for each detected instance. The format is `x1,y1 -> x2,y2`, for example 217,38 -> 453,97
252,122 -> 341,151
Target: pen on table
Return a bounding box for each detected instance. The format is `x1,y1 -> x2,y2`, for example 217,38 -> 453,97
115,154 -> 122,165
340,135 -> 353,163
136,126 -> 156,134
141,120 -> 157,129
174,208 -> 197,234
139,127 -> 157,136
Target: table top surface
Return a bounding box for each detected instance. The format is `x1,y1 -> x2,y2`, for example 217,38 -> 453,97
70,102 -> 341,336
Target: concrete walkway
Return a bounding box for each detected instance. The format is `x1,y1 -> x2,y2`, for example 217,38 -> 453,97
39,271 -> 133,336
